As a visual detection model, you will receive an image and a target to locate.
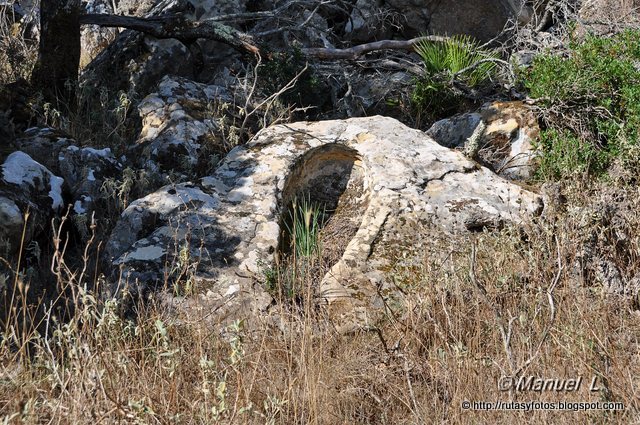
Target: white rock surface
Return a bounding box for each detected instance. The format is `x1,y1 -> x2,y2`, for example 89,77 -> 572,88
133,76 -> 234,176
106,116 -> 542,329
2,152 -> 64,210
0,151 -> 65,255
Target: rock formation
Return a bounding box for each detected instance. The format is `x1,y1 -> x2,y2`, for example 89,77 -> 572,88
105,115 -> 542,330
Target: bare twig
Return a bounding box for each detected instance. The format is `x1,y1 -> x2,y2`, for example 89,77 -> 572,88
469,237 -> 563,383
302,35 -> 448,60
469,241 -> 516,372
451,57 -> 516,85
237,54 -> 309,140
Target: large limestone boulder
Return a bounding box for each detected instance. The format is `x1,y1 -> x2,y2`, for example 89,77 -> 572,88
105,116 -> 542,329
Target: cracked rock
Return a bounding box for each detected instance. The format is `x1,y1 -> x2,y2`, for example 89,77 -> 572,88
106,116 -> 542,329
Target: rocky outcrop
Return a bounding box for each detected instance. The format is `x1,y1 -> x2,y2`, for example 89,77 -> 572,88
132,75 -> 236,177
0,151 -> 63,256
14,128 -> 122,228
344,0 -> 390,42
105,116 -> 542,329
427,101 -> 540,181
346,0 -> 533,42
82,0 -> 199,97
57,145 -> 122,219
82,0 -> 257,98
14,127 -> 73,172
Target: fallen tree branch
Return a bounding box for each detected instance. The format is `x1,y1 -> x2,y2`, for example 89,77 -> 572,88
301,35 -> 448,59
80,14 -> 450,61
80,13 -> 260,55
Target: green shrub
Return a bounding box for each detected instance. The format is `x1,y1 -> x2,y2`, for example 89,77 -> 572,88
534,129 -> 610,180
263,196 -> 326,300
412,35 -> 498,119
522,29 -> 640,179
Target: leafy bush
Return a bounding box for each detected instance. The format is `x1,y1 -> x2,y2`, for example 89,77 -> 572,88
534,129 -> 610,180
412,35 -> 498,119
522,29 -> 640,179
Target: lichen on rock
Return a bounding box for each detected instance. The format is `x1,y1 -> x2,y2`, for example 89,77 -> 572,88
105,116 -> 542,330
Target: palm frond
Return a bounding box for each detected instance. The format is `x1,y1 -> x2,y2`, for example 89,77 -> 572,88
414,34 -> 498,87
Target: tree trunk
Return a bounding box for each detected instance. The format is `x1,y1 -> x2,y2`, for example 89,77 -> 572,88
30,0 -> 82,111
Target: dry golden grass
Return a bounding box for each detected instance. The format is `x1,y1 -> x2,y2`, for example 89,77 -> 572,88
0,5 -> 639,422
0,177 -> 639,424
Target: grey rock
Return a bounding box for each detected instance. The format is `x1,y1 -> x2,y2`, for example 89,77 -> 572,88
106,116 -> 542,330
378,0 -> 533,42
344,0 -> 391,42
15,128 -> 122,221
132,75 -> 235,176
83,0 -> 198,98
387,0 -> 513,41
427,113 -> 482,149
14,127 -> 73,173
427,101 -> 540,181
0,151 -> 64,256
58,145 -> 122,217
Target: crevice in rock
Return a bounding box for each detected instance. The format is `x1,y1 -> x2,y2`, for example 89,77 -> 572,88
275,143 -> 371,300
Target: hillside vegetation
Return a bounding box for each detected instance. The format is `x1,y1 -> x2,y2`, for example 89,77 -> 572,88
0,1 -> 639,423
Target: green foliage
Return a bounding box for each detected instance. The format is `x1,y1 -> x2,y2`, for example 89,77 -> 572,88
412,35 -> 498,119
263,196 -> 326,300
284,196 -> 325,259
534,129 -> 610,180
415,35 -> 498,87
521,29 -> 640,179
259,48 -> 325,110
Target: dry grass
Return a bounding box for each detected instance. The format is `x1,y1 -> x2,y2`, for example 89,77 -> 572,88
0,5 -> 37,86
0,3 -> 639,423
0,177 -> 639,424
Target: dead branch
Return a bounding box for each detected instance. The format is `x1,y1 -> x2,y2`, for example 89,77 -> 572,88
301,35 -> 448,60
514,237 -> 562,377
80,14 -> 451,61
469,237 -> 563,387
80,14 -> 447,60
80,13 -> 259,55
